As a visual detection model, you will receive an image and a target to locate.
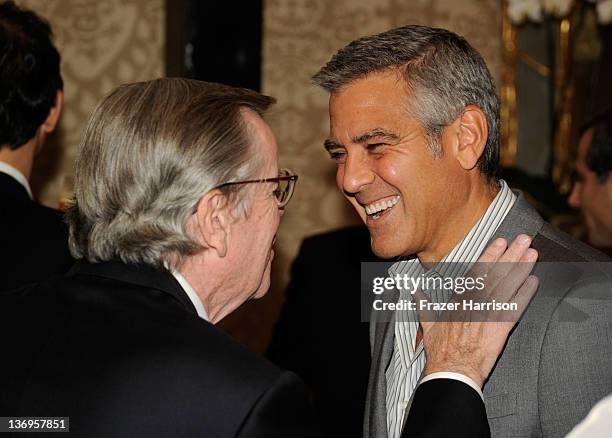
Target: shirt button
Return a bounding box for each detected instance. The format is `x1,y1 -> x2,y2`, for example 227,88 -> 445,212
400,401 -> 408,410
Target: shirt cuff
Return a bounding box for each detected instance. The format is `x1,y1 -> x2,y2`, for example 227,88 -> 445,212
419,372 -> 484,401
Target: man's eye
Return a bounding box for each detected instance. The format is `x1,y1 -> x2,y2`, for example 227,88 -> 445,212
367,143 -> 385,150
570,170 -> 584,184
329,151 -> 346,163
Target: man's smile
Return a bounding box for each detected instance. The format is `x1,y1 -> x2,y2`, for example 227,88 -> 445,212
364,195 -> 401,219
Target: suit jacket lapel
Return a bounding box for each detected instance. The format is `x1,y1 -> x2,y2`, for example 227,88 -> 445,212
488,191 -> 544,243
365,288 -> 398,438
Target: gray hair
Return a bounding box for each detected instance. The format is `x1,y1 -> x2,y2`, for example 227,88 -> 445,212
67,78 -> 276,269
312,25 -> 499,180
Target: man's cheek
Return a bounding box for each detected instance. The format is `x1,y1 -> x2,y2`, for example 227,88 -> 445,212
335,167 -> 344,191
345,196 -> 365,218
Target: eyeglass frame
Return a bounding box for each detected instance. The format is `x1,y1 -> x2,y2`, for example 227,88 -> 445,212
215,168 -> 298,208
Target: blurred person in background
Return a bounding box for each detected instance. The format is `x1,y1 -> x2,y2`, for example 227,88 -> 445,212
569,108 -> 612,253
0,1 -> 74,291
267,225 -> 375,437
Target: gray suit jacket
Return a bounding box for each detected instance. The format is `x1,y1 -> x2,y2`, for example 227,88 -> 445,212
364,192 -> 612,438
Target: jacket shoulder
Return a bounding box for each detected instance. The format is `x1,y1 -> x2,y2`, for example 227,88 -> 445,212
534,222 -> 610,262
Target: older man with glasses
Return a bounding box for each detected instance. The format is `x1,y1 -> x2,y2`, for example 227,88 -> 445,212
0,77 -> 540,438
0,78 -> 312,438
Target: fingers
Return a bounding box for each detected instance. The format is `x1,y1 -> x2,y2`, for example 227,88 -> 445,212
477,238 -> 508,263
498,234 -> 533,263
489,247 -> 538,304
470,235 -> 532,282
470,238 -> 507,279
480,235 -> 534,293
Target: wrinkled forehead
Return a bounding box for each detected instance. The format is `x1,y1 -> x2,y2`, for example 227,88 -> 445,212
328,72 -> 419,140
329,69 -> 409,107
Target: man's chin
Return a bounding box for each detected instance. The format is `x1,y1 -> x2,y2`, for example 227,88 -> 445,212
370,240 -> 403,259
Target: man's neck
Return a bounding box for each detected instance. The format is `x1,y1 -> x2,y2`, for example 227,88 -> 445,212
417,179 -> 500,265
0,140 -> 36,182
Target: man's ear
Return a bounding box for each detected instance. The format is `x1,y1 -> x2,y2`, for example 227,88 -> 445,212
192,189 -> 232,258
453,105 -> 488,171
41,90 -> 63,135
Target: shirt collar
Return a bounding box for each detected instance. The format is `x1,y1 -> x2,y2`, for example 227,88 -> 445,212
170,269 -> 209,321
389,179 -> 516,277
0,161 -> 33,200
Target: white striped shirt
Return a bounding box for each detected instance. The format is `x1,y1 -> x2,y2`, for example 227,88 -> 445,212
385,180 -> 516,438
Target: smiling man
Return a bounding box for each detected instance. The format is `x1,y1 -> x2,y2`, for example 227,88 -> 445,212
313,25 -> 612,438
321,67 -> 499,263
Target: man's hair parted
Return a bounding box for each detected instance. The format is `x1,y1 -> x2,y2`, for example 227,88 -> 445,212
67,78 -> 276,270
312,24 -> 500,180
0,1 -> 63,149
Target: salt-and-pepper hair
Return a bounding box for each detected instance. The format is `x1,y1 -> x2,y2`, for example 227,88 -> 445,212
67,78 -> 275,269
312,25 -> 500,180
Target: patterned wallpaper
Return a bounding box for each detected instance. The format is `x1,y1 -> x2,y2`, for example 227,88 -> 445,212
16,0 -> 165,208
220,0 -> 503,352
11,0 -> 502,352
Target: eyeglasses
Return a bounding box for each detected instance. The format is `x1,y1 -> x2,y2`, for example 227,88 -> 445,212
217,168 -> 298,208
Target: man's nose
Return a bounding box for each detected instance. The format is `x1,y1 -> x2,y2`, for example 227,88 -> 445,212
340,152 -> 375,195
568,184 -> 581,208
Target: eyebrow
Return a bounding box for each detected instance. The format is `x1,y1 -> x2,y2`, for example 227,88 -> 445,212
353,128 -> 400,144
324,138 -> 343,151
323,128 -> 400,151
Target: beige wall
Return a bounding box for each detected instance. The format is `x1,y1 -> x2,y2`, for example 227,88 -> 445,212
221,0 -> 502,351
17,0 -> 165,207
14,0 -> 502,352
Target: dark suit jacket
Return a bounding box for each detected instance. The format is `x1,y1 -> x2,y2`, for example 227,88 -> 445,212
365,192 -> 612,438
266,226 -> 375,438
402,379 -> 490,438
0,260 -> 318,438
0,172 -> 74,291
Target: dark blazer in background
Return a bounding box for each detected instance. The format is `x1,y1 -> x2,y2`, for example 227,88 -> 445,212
0,260 -> 318,438
267,225 -> 376,438
0,172 -> 74,291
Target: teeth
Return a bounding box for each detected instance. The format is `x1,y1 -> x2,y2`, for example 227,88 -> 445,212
365,196 -> 400,215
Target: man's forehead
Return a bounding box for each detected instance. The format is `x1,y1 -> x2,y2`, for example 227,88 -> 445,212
329,70 -> 408,104
327,102 -> 421,146
328,73 -> 414,131
577,128 -> 595,162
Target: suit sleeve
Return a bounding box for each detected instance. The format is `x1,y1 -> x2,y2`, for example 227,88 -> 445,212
401,379 -> 490,438
236,371 -> 320,438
